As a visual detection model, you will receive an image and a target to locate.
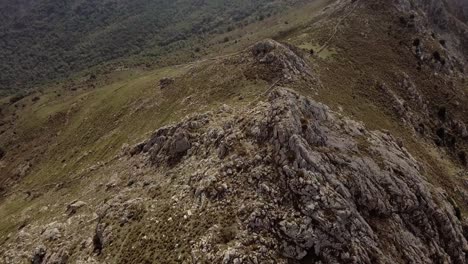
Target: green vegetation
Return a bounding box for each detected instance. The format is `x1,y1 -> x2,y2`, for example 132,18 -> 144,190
0,0 -> 292,93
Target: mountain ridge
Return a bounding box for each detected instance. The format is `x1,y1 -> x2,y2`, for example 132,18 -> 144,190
1,0 -> 468,263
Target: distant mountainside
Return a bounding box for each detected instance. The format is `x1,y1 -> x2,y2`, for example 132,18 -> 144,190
0,0 -> 299,93
396,0 -> 468,60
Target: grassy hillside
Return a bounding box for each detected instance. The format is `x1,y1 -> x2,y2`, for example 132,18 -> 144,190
0,0 -> 305,94
0,0 -> 333,198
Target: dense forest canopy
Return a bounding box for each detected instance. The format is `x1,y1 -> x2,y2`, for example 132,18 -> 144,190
0,0 -> 296,93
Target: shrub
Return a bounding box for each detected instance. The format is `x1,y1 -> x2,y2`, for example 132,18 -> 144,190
89,74 -> 97,80
0,147 -> 5,160
9,93 -> 26,104
459,151 -> 467,166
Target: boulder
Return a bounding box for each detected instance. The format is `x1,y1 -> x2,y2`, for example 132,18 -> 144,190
31,245 -> 46,264
66,200 -> 87,215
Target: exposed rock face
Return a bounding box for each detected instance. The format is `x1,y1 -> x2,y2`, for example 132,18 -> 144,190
395,0 -> 468,65
373,0 -> 468,167
131,88 -> 468,263
2,88 -> 467,263
256,90 -> 466,263
241,39 -> 316,85
250,39 -> 312,81
138,125 -> 195,165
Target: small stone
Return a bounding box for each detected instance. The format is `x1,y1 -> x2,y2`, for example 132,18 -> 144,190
66,200 -> 87,215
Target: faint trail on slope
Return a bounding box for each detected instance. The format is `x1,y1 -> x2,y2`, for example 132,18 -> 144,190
245,79 -> 281,110
317,0 -> 361,54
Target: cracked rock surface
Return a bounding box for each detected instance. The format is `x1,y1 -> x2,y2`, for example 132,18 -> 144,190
132,88 -> 468,263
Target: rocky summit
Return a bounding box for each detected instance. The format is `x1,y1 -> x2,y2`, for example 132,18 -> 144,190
0,0 -> 467,263
130,87 -> 468,263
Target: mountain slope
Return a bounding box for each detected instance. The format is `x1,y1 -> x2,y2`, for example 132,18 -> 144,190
0,0 -> 303,93
3,83 -> 467,263
1,0 -> 468,263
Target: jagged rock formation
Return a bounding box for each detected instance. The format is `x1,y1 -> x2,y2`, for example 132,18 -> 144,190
3,87 -> 467,263
220,39 -> 318,87
128,88 -> 467,263
249,39 -> 313,82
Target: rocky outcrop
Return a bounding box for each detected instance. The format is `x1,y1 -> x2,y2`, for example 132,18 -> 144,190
2,88 -> 467,263
395,0 -> 468,67
250,39 -> 313,82
131,88 -> 468,263
229,39 -> 320,86
255,89 -> 466,263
